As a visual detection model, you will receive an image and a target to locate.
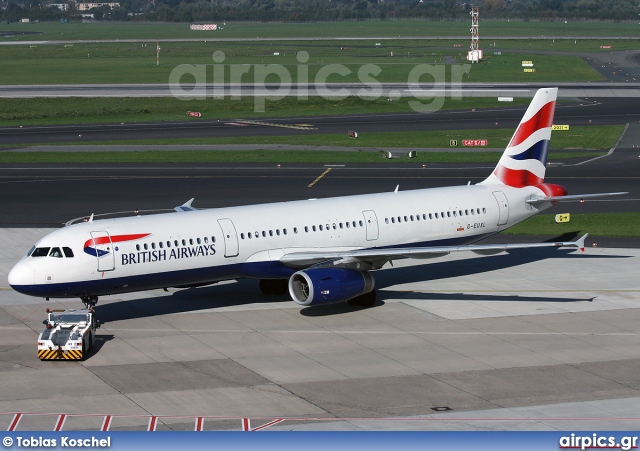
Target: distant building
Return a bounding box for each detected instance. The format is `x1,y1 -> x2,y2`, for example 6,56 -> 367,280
48,1 -> 119,11
75,2 -> 120,11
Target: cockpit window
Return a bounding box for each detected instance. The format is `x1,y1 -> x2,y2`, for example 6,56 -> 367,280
49,248 -> 63,258
27,246 -> 35,257
31,247 -> 50,257
63,247 -> 74,258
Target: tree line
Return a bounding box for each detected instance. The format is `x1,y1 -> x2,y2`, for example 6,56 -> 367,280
1,0 -> 638,23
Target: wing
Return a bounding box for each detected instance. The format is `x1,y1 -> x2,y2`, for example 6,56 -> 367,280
280,234 -> 588,269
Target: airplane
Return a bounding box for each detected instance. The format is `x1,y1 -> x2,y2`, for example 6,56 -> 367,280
8,87 -> 626,309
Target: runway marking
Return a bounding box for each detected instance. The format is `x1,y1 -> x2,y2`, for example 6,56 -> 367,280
308,168 -> 332,187
235,120 -> 317,130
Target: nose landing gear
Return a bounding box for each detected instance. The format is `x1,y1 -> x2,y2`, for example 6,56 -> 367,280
81,295 -> 98,309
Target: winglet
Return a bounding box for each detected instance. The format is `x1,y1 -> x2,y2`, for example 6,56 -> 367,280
575,233 -> 588,252
174,198 -> 197,212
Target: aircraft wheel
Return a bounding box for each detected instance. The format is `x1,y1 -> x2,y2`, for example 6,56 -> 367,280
348,290 -> 377,307
259,279 -> 288,295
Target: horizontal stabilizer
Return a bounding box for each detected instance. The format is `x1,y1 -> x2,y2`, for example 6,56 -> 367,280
174,198 -> 197,212
526,192 -> 628,205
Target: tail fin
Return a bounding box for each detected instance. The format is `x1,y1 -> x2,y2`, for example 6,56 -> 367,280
479,87 -> 557,187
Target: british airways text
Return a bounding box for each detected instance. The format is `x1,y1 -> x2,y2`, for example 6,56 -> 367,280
121,244 -> 216,265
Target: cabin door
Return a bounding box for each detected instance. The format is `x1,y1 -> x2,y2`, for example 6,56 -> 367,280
492,191 -> 509,226
89,231 -> 115,272
218,218 -> 239,258
362,210 -> 379,241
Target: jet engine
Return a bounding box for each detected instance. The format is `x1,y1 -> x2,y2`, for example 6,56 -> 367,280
288,267 -> 375,306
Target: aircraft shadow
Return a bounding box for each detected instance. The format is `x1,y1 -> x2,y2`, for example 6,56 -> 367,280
94,244 -> 628,322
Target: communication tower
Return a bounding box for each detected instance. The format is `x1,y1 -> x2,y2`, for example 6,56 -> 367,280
467,7 -> 482,63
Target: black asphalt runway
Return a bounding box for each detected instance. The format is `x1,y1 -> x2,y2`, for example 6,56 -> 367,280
1,145 -> 636,224
1,96 -> 639,146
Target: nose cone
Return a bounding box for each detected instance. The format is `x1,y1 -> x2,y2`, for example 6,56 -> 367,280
8,262 -> 35,293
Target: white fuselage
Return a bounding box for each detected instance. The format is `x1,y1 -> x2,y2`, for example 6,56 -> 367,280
8,183 -> 548,299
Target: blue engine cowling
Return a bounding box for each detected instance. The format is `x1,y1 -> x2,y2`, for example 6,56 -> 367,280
288,268 -> 375,306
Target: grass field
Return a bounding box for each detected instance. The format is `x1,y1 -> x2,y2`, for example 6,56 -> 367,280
504,213 -> 640,237
0,149 -> 605,164
0,96 -> 534,125
2,20 -> 640,41
0,39 -> 603,84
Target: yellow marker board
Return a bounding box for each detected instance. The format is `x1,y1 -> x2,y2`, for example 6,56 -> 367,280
552,125 -> 570,130
524,68 -> 536,73
450,140 -> 458,146
555,214 -> 571,223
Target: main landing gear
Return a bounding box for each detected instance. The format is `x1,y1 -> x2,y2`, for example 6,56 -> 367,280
347,290 -> 377,308
259,279 -> 288,296
81,295 -> 98,309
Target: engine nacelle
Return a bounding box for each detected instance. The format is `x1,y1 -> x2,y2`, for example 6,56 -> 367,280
288,268 -> 375,306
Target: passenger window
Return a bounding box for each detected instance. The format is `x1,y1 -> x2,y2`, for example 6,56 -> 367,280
359,221 -> 364,227
151,242 -> 156,249
453,211 -> 457,217
346,222 -> 350,228
175,240 -> 179,247
49,247 -> 63,258
283,229 -> 288,235
269,230 -> 273,237
159,242 -> 163,249
31,247 -> 50,257
385,218 -> 389,224
312,225 -> 316,232
304,226 -> 309,232
204,237 -> 208,244
482,208 -> 486,214
391,217 -> 395,223
136,244 -> 141,251
319,225 -> 323,231
167,241 -> 171,247
211,236 -> 216,243
182,239 -> 186,246
197,238 -> 201,244
63,247 -> 74,258
144,243 -> 149,250
189,239 -> 193,245
276,229 -> 280,236
241,233 -> 245,239
333,223 -> 337,229
262,231 -> 266,237
429,213 -> 433,219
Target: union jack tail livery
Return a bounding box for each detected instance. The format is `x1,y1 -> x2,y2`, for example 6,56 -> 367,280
480,87 -> 557,188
